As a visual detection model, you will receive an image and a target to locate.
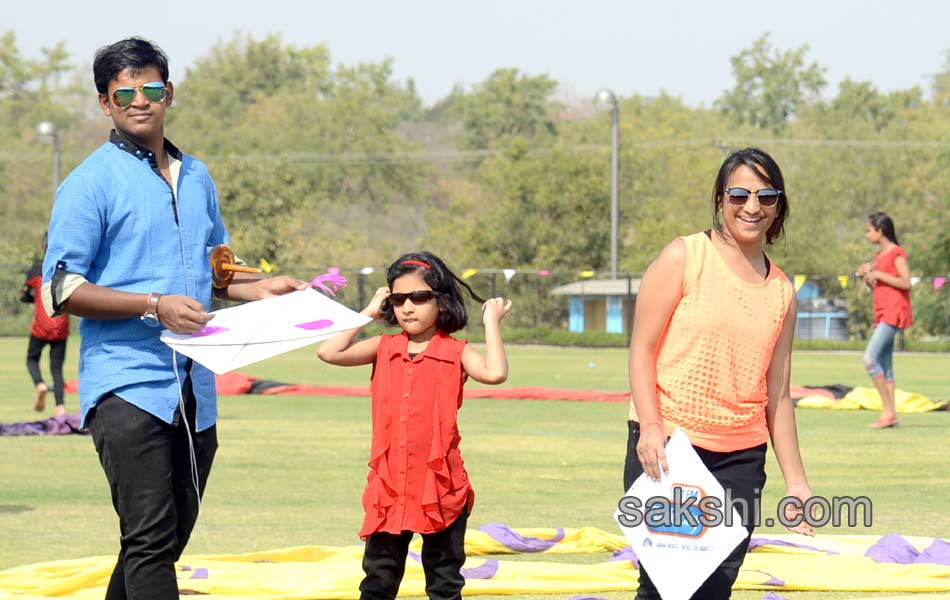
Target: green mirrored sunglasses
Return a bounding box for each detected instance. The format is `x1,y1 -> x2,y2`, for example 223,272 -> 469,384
111,82 -> 166,109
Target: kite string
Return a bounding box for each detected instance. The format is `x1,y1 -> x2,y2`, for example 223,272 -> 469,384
172,349 -> 207,539
170,281 -> 336,539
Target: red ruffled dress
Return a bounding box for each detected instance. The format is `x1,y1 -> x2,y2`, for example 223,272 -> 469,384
360,331 -> 475,538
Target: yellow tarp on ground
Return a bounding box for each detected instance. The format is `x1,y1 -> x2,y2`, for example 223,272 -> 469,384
797,386 -> 947,412
3,527 -> 950,599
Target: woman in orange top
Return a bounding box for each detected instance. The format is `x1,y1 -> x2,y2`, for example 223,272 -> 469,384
317,251 -> 511,600
627,148 -> 814,599
856,212 -> 912,429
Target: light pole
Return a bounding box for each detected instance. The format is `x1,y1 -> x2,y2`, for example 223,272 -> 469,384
357,267 -> 375,310
594,89 -> 619,279
36,121 -> 60,201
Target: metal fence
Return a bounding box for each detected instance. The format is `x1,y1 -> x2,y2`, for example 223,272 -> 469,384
5,262 -> 948,341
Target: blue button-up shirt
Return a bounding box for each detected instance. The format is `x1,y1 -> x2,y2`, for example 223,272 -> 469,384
44,132 -> 228,431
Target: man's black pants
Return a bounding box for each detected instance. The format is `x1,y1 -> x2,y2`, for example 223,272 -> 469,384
624,421 -> 767,600
88,383 -> 217,600
359,509 -> 468,600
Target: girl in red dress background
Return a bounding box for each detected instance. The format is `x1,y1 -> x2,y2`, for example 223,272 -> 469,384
317,251 -> 511,600
20,233 -> 70,416
857,212 -> 912,429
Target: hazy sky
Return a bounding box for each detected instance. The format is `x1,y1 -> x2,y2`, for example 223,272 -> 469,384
4,0 -> 948,106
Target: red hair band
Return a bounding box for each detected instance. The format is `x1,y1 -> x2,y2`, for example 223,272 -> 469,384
401,259 -> 431,269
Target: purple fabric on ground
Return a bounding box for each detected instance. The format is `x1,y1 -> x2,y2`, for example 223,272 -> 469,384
746,570 -> 785,586
865,533 -> 920,564
478,523 -> 565,552
0,414 -> 85,436
410,551 -> 498,579
915,538 -> 950,565
761,593 -> 788,600
461,559 -> 499,579
748,537 -> 838,555
608,546 -> 639,568
190,567 -> 209,579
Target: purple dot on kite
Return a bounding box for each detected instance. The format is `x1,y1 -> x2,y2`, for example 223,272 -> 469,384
295,319 -> 334,330
194,326 -> 229,337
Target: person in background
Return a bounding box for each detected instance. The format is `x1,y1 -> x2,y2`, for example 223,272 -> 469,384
21,232 -> 70,416
856,212 -> 912,429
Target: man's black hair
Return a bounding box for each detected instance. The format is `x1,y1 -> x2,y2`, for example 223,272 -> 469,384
93,38 -> 169,94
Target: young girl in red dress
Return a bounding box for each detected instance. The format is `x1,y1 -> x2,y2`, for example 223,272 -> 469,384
317,251 -> 512,600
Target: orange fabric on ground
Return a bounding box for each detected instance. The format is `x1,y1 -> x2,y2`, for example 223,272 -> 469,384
68,374 -> 635,402
790,385 -> 835,400
214,371 -> 255,395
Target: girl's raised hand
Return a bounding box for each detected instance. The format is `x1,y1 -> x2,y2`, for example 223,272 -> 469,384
362,287 -> 391,320
482,297 -> 512,324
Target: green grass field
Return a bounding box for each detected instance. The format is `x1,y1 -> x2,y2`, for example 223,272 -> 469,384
1,336 -> 948,599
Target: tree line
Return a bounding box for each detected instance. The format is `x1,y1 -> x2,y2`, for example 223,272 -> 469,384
2,32 -> 948,337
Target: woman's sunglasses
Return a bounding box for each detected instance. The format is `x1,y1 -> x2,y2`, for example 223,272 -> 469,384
388,290 -> 441,307
111,82 -> 167,109
725,187 -> 782,207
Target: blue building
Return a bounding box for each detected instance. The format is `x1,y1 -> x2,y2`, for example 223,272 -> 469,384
552,277 -> 850,340
550,278 -> 640,334
794,281 -> 850,340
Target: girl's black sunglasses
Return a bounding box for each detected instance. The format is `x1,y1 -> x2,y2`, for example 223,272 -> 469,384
388,290 -> 441,306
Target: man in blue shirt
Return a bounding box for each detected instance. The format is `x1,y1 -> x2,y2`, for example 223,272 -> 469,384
43,38 -> 307,599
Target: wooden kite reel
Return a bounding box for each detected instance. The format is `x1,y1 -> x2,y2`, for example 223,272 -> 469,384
210,244 -> 262,289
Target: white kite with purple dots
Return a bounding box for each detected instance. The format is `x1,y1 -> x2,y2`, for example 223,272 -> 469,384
161,287 -> 371,374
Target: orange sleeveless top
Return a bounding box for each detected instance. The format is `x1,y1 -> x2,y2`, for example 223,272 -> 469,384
630,232 -> 794,452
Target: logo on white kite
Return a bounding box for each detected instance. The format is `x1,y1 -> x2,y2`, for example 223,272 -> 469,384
644,483 -> 708,538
